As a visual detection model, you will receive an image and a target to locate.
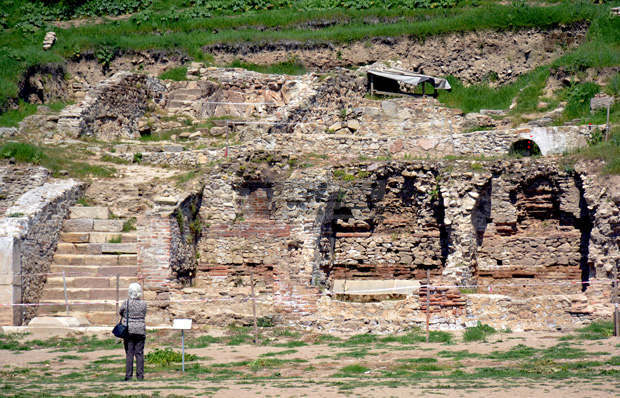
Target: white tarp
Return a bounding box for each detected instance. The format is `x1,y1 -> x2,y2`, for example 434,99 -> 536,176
368,68 -> 451,90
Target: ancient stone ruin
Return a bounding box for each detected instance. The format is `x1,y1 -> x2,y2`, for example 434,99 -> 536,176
0,27 -> 618,333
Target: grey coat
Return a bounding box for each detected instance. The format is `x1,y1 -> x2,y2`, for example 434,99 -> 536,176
119,299 -> 147,336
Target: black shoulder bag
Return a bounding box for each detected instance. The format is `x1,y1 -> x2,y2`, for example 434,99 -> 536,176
112,299 -> 129,339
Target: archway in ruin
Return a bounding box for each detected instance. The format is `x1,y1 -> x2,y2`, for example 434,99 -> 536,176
509,139 -> 542,157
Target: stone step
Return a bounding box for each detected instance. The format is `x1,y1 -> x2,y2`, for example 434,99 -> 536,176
41,288 -> 120,301
60,232 -> 137,243
167,100 -> 192,109
64,219 -> 124,233
35,310 -> 121,326
89,232 -> 137,243
169,94 -> 201,102
46,276 -> 136,289
50,265 -> 138,277
52,254 -> 136,266
69,206 -> 109,219
56,243 -> 103,255
56,242 -> 137,255
172,88 -> 203,96
37,302 -> 118,314
60,232 -> 90,243
101,243 -> 137,254
85,311 -> 118,325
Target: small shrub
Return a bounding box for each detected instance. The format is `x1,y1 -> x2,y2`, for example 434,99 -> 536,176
132,152 -> 143,164
145,348 -> 196,366
175,209 -> 185,232
121,217 -> 137,232
8,212 -> 24,218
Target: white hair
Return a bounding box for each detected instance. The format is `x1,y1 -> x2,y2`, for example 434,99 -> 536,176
128,283 -> 142,299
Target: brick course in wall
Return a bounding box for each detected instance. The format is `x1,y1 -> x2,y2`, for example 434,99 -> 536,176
137,214 -> 173,291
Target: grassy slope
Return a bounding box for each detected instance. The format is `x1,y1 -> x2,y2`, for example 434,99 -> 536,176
0,1 -> 614,109
0,1 -> 618,172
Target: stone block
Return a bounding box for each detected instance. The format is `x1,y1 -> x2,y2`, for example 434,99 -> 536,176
93,219 -> 123,232
63,218 -> 94,232
153,196 -> 178,205
118,255 -> 138,265
60,232 -> 90,243
163,145 -> 184,152
101,243 -> 137,254
89,232 -> 137,243
70,207 -> 110,219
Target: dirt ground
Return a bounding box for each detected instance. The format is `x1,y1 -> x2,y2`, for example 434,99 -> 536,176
0,328 -> 618,397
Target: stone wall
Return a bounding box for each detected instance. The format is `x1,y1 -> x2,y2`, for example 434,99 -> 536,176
0,179 -> 84,325
0,164 -> 49,215
158,158 -> 616,332
57,72 -> 166,140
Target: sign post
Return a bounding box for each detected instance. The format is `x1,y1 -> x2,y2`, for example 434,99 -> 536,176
172,318 -> 192,373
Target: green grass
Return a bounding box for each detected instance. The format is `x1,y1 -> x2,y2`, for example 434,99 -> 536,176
332,329 -> 453,348
100,154 -> 130,164
486,344 -> 538,360
230,59 -> 306,75
437,66 -> 553,114
560,320 -> 615,340
0,142 -> 115,178
0,1 -> 609,110
0,334 -> 119,352
563,127 -> 620,175
248,357 -> 307,371
0,101 -> 38,127
159,66 -> 188,81
463,322 -> 497,342
188,335 -> 221,348
138,129 -> 179,142
145,347 -> 197,366
274,340 -> 307,348
259,349 -> 298,357
333,363 -> 369,377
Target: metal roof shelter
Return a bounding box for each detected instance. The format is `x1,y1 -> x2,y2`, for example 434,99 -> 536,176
367,68 -> 451,97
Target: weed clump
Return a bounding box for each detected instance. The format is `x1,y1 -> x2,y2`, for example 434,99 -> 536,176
463,322 -> 497,342
146,348 -> 197,366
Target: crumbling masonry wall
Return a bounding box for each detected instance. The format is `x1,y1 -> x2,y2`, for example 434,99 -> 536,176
158,158 -> 616,332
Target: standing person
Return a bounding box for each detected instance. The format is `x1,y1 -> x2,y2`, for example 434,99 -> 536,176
119,283 -> 147,381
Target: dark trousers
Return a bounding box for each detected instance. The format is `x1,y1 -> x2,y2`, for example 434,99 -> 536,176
123,334 -> 145,380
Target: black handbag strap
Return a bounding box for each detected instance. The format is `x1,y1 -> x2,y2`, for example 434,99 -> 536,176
125,299 -> 130,328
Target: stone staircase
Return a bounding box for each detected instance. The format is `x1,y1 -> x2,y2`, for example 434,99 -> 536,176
37,206 -> 140,325
167,83 -> 204,112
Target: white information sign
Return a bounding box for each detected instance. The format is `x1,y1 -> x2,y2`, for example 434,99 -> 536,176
173,318 -> 192,330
